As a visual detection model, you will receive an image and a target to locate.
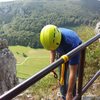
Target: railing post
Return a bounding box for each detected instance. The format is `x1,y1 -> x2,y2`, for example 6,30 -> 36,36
82,70 -> 100,94
77,48 -> 86,100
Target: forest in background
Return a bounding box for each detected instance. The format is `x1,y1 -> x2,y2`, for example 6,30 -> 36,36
0,0 -> 100,48
0,1 -> 99,98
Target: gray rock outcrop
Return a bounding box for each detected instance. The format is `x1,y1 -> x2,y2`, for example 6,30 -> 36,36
0,38 -> 18,95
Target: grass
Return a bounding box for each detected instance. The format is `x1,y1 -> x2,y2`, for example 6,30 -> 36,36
9,25 -> 97,80
9,45 -> 50,79
9,25 -> 100,98
9,45 -> 58,98
72,25 -> 94,41
73,25 -> 100,83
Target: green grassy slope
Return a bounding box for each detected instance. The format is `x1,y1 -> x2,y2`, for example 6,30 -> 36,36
9,26 -> 100,98
9,26 -> 100,80
9,45 -> 50,79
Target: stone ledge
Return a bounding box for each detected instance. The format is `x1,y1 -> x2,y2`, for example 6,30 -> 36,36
82,96 -> 100,100
0,38 -> 8,49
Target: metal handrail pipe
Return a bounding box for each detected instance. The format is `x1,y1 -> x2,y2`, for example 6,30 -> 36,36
82,70 -> 100,94
0,33 -> 99,100
73,70 -> 100,100
0,58 -> 64,100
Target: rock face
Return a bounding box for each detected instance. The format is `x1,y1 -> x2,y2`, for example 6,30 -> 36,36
95,21 -> 100,42
0,39 -> 18,95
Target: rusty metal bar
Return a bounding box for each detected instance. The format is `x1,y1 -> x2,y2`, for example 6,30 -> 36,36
73,70 -> 100,100
0,58 -> 64,100
82,70 -> 100,94
77,49 -> 86,100
73,49 -> 86,100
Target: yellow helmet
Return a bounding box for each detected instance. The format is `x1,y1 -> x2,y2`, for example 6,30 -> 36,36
40,25 -> 61,50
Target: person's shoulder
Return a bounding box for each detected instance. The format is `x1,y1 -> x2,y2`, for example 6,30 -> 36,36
58,28 -> 76,35
58,27 -> 70,30
58,28 -> 74,32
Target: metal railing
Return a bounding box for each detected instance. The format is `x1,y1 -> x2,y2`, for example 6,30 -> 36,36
0,33 -> 100,100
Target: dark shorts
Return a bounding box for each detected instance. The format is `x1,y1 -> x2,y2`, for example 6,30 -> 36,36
69,53 -> 80,65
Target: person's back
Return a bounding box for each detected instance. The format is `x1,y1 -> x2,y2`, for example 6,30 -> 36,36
40,25 -> 82,100
57,28 -> 82,55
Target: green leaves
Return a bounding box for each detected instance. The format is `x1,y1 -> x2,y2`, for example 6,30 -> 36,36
0,0 -> 100,48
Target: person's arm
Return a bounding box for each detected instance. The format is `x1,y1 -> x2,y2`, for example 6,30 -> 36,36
66,64 -> 78,100
50,50 -> 56,63
50,50 -> 58,78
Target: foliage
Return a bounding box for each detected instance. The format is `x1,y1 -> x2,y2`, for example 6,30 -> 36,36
0,0 -> 100,48
9,25 -> 100,81
9,45 -> 50,79
9,25 -> 100,96
1,0 -> 100,97
23,53 -> 27,57
72,26 -> 100,83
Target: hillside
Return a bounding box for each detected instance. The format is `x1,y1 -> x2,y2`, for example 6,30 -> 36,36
9,45 -> 49,79
0,0 -> 100,48
9,25 -> 100,99
0,39 -> 18,95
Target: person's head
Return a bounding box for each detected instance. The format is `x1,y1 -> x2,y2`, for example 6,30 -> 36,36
40,24 -> 61,50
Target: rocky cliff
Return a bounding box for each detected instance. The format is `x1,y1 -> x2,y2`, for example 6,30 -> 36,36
0,38 -> 18,95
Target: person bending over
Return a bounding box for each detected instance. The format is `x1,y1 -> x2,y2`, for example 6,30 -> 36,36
40,25 -> 82,100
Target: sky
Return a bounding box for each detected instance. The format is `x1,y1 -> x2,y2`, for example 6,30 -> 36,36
0,0 -> 15,2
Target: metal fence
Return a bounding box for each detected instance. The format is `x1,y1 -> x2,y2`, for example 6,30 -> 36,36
0,33 -> 100,100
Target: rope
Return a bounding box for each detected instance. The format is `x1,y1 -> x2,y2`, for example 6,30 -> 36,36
60,55 -> 69,85
61,55 -> 69,63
